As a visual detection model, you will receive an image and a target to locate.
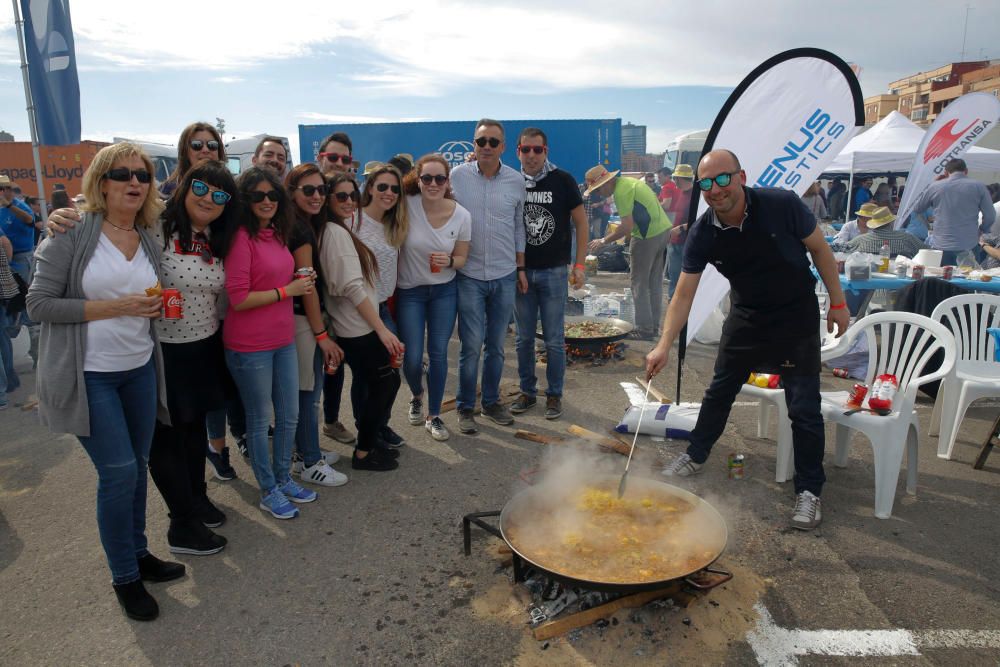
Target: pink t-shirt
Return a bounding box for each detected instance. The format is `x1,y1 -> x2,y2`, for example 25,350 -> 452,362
223,226 -> 294,352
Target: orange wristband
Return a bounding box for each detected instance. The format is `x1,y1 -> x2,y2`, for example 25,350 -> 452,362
278,286 -> 288,300
573,263 -> 585,270
829,302 -> 847,311
315,331 -> 329,342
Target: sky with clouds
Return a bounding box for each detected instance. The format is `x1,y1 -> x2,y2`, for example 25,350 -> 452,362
0,0 -> 997,160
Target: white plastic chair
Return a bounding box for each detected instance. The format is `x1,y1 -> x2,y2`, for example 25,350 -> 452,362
818,312 -> 956,519
928,294 -> 1000,460
738,321 -> 843,483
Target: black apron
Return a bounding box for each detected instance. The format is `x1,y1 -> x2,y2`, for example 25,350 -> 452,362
708,210 -> 820,377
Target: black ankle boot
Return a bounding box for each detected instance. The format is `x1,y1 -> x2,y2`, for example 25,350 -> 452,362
168,518 -> 227,556
113,580 -> 159,621
138,552 -> 186,583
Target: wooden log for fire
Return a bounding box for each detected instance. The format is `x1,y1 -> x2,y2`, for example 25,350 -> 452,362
514,430 -> 565,445
635,376 -> 671,404
531,583 -> 683,641
565,425 -> 630,456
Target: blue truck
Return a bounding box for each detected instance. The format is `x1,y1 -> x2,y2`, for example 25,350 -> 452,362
298,118 -> 621,184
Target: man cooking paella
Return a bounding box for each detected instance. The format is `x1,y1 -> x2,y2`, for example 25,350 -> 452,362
645,149 -> 849,531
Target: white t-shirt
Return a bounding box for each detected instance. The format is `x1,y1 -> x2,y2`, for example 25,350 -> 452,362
82,233 -> 157,372
397,195 -> 472,289
349,212 -> 398,303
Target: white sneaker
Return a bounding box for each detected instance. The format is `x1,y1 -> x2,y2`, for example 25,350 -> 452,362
408,398 -> 423,425
291,450 -> 339,473
296,459 -> 348,487
790,491 -> 822,530
425,416 -> 450,441
662,452 -> 704,477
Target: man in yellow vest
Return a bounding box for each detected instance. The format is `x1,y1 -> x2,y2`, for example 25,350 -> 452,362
586,166 -> 672,339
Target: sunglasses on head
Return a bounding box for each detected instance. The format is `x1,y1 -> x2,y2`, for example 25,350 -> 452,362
191,179 -> 232,205
248,189 -> 280,203
331,190 -> 360,203
318,152 -> 352,165
518,145 -> 546,155
190,139 -> 220,152
474,137 -> 501,148
696,172 -> 738,192
295,183 -> 328,197
104,168 -> 152,184
419,174 -> 448,185
375,183 -> 400,194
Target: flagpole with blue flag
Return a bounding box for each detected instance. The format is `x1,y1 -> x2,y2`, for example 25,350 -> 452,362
12,0 -> 82,216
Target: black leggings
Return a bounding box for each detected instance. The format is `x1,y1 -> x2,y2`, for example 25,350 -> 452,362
337,331 -> 401,451
149,417 -> 209,521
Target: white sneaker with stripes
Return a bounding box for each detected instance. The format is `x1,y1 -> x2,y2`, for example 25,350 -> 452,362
296,459 -> 348,487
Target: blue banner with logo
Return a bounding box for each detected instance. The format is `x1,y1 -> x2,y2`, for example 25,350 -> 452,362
20,0 -> 81,146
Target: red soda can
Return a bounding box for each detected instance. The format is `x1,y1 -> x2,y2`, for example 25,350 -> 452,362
162,288 -> 183,320
941,265 -> 954,280
846,383 -> 868,408
325,361 -> 339,375
429,254 -> 441,274
868,373 -> 898,411
911,264 -> 925,280
390,351 -> 403,368
833,368 -> 849,378
295,267 -> 314,280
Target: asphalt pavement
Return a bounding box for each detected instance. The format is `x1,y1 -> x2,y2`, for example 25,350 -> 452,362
1,272 -> 999,666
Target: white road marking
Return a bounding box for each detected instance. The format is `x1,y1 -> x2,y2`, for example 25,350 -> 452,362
747,603 -> 1000,666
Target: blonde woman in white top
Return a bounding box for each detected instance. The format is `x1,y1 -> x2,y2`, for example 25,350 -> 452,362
397,155 -> 471,441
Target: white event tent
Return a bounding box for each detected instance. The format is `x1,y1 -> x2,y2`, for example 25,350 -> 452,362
823,110 -> 1000,174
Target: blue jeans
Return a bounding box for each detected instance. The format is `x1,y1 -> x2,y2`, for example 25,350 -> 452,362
295,346 -> 324,466
224,343 -> 298,493
0,308 -> 17,394
457,271 -> 516,410
396,279 -> 458,416
667,242 -> 684,299
76,358 -> 157,584
514,266 -> 567,398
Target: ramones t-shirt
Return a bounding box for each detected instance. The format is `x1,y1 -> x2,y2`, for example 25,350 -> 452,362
523,168 -> 583,269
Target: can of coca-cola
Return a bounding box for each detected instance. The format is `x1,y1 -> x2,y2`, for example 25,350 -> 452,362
162,288 -> 183,320
911,264 -> 925,280
942,265 -> 954,280
324,361 -> 339,375
295,267 -> 314,280
833,368 -> 849,378
390,351 -> 403,368
846,382 -> 868,408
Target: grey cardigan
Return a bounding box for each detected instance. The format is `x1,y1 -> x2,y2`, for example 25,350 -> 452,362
26,212 -> 170,436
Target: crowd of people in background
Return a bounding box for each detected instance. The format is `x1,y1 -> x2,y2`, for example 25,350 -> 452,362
5,115 -> 999,622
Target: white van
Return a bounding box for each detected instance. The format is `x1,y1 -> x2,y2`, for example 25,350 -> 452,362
663,129 -> 708,172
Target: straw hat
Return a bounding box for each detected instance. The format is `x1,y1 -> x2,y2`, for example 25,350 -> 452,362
672,164 -> 694,179
0,175 -> 11,186
363,161 -> 384,176
583,165 -> 619,197
866,206 -> 896,229
854,201 -> 879,218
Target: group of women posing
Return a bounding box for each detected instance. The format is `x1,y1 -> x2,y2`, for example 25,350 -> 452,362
28,122 -> 471,622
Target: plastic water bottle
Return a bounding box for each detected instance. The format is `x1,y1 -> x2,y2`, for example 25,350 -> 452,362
621,288 -> 634,324
583,295 -> 594,316
879,241 -> 890,273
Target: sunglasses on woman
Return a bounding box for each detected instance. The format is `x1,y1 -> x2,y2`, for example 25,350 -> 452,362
190,139 -> 220,152
419,174 -> 448,185
191,179 -> 231,206
331,190 -> 360,203
474,137 -> 501,148
696,172 -> 738,192
295,184 -> 328,197
375,183 -> 400,194
248,190 -> 280,203
318,152 -> 352,165
104,168 -> 152,184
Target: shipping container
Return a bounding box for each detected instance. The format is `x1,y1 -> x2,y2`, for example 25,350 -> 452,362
298,119 -> 621,184
0,140 -> 109,198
